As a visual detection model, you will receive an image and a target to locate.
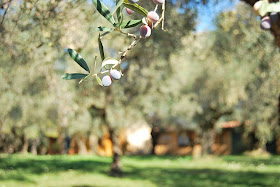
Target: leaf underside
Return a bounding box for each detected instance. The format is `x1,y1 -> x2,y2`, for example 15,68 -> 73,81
259,2 -> 280,17
95,75 -> 103,86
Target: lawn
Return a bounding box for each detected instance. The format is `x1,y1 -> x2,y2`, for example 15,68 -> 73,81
0,154 -> 280,187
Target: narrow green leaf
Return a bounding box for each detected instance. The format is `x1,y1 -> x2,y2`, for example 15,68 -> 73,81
98,34 -> 105,61
123,2 -> 148,16
92,0 -> 115,25
259,2 -> 280,17
116,0 -> 124,25
117,9 -> 124,27
93,26 -> 112,32
95,75 -> 103,86
115,0 -> 124,11
68,49 -> 90,73
121,20 -> 142,28
62,73 -> 88,80
100,30 -> 113,37
94,56 -> 97,73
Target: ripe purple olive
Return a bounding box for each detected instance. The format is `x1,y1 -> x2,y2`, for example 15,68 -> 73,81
260,16 -> 271,30
140,25 -> 151,38
142,17 -> 153,29
270,12 -> 279,24
126,8 -> 134,15
253,1 -> 263,15
102,75 -> 112,87
152,0 -> 164,4
110,69 -> 121,80
128,0 -> 139,3
147,11 -> 159,23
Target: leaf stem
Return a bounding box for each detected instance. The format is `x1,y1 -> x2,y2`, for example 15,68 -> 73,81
115,28 -> 137,39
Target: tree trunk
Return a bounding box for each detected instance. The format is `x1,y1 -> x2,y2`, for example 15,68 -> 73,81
77,135 -> 88,155
31,139 -> 38,155
201,128 -> 215,155
21,135 -> 28,154
278,93 -> 280,126
109,128 -> 122,177
57,126 -> 65,154
151,127 -> 160,155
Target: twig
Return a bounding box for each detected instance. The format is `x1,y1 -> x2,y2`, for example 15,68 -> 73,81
1,0 -> 13,27
79,74 -> 91,84
79,0 -> 166,84
113,38 -> 141,69
154,4 -> 158,12
154,0 -> 167,31
116,28 -> 137,39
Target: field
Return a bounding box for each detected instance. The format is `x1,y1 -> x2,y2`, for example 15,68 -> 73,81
0,154 -> 280,187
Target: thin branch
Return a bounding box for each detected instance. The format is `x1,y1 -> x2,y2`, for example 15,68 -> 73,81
154,4 -> 158,12
114,38 -> 141,67
79,0 -> 166,85
154,0 -> 167,31
1,0 -> 13,27
115,28 -> 137,39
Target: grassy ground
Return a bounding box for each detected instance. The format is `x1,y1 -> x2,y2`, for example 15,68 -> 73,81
0,154 -> 280,187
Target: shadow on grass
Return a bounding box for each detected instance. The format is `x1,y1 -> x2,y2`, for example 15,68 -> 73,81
123,155 -> 193,161
123,165 -> 280,187
222,156 -> 280,167
0,157 -> 109,173
0,155 -> 110,184
0,155 -> 280,187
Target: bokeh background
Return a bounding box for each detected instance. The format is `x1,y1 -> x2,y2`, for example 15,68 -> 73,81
0,0 -> 280,186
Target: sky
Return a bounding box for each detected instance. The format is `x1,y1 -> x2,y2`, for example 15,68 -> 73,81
0,0 -> 238,32
89,0 -> 238,31
196,0 -> 238,32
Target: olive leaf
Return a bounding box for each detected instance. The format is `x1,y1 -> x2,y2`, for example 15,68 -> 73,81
92,0 -> 115,25
115,0 -> 124,14
98,34 -> 105,61
121,20 -> 142,28
68,49 -> 90,73
123,1 -> 148,16
259,2 -> 280,17
62,73 -> 88,80
93,26 -> 113,32
101,58 -> 118,72
95,75 -> 103,86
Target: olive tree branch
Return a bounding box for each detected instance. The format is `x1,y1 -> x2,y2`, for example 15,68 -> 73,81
115,28 -> 137,39
1,0 -> 13,27
154,0 -> 167,31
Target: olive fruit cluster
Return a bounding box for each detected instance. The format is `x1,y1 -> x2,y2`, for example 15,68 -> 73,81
139,11 -> 160,38
253,1 -> 279,31
101,69 -> 122,87
259,13 -> 279,30
126,0 -> 161,38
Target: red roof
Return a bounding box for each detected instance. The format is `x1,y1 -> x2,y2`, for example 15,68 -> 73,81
220,121 -> 242,128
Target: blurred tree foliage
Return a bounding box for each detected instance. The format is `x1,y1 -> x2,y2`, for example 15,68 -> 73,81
0,0 -> 98,153
0,0 -> 202,175
0,0 -> 279,175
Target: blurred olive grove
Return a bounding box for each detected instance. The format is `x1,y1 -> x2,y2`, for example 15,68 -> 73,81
0,0 -> 279,175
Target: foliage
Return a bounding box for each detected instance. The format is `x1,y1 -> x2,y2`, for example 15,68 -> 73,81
0,0 -> 278,161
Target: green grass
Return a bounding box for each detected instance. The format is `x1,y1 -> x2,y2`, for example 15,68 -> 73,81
0,154 -> 280,187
